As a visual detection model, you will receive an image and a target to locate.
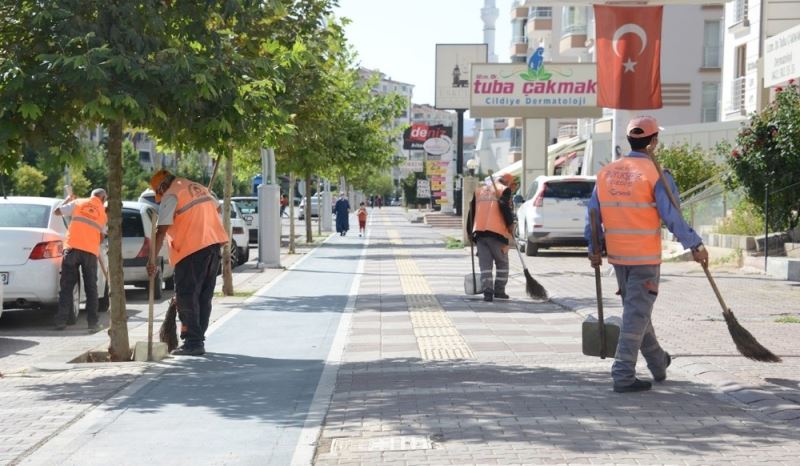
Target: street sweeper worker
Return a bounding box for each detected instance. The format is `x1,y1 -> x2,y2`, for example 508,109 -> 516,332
467,173 -> 516,302
585,115 -> 709,393
147,169 -> 228,356
53,188 -> 108,333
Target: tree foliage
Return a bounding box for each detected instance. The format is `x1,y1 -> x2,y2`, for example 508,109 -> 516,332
728,82 -> 800,231
657,142 -> 722,194
12,164 -> 46,196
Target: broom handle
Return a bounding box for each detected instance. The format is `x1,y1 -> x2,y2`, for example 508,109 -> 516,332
589,208 -> 606,359
645,148 -> 725,312
470,230 -> 477,293
147,210 -> 158,362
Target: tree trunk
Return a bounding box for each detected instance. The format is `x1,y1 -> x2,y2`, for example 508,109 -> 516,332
305,173 -> 313,243
222,154 -> 234,295
106,120 -> 131,361
288,172 -> 296,254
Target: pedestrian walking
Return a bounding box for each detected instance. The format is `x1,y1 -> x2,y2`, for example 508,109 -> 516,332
357,202 -> 368,237
147,170 -> 229,356
376,194 -> 383,209
53,188 -> 108,332
585,116 -> 709,393
467,173 -> 516,302
334,192 -> 350,236
280,192 -> 288,217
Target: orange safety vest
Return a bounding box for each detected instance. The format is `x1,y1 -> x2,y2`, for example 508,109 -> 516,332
162,178 -> 229,266
65,197 -> 107,257
473,184 -> 510,238
597,156 -> 662,265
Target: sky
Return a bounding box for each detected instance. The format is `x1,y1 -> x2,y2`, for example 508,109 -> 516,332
335,0 -> 513,106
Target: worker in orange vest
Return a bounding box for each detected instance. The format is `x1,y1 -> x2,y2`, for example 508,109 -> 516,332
53,188 -> 108,333
147,170 -> 229,356
467,173 -> 516,302
585,116 -> 709,393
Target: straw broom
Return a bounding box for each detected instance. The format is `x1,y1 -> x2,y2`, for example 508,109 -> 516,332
646,148 -> 780,363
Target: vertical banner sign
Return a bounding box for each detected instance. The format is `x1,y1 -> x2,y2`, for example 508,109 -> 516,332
416,180 -> 431,199
436,44 -> 489,110
594,5 -> 663,109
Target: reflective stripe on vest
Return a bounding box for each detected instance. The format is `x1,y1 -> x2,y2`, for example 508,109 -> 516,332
473,185 -> 510,238
64,197 -> 107,257
597,157 -> 662,266
164,178 -> 229,266
176,195 -> 216,216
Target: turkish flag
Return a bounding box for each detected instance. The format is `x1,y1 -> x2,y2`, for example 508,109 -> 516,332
594,5 -> 663,109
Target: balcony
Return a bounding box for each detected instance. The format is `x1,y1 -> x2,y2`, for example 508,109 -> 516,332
511,6 -> 529,19
558,124 -> 578,141
510,36 -> 528,58
527,7 -> 552,32
730,77 -> 746,114
529,7 -> 552,19
731,0 -> 749,27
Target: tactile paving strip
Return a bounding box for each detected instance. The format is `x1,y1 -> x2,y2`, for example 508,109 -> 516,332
388,230 -> 474,360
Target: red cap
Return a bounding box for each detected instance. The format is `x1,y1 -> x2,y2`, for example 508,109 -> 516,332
500,173 -> 515,186
626,116 -> 663,139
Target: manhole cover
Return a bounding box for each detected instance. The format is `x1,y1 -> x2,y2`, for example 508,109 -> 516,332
330,435 -> 433,452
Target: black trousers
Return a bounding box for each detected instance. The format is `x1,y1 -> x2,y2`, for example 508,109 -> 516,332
174,244 -> 221,348
55,249 -> 99,326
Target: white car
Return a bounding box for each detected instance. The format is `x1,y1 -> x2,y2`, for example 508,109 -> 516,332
0,197 -> 109,322
515,175 -> 596,256
219,201 -> 250,266
121,201 -> 174,299
298,192 -> 334,220
231,196 -> 258,245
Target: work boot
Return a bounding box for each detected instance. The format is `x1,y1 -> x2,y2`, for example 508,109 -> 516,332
494,291 -> 510,299
88,323 -> 104,334
653,352 -> 672,382
171,345 -> 206,356
483,291 -> 493,302
613,378 -> 652,393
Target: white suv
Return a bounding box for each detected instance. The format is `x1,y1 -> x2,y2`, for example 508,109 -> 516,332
514,175 -> 596,256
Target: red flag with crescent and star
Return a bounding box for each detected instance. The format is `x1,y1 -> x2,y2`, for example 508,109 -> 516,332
594,5 -> 663,109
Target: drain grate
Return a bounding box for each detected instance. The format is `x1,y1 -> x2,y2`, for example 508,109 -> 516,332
330,435 -> 433,453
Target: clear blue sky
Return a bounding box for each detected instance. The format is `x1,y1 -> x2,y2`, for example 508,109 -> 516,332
335,0 -> 513,106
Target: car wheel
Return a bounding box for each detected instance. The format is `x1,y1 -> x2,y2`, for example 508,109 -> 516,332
239,245 -> 249,265
98,283 -> 109,313
66,281 -> 81,325
526,240 -> 539,257
148,267 -> 163,300
230,241 -> 240,268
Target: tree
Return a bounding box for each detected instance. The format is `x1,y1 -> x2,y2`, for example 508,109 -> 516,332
729,82 -> 800,231
12,164 -> 46,196
657,142 -> 722,194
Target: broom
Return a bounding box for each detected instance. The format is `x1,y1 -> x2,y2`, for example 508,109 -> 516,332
646,148 -> 780,362
159,297 -> 179,352
488,173 -> 548,300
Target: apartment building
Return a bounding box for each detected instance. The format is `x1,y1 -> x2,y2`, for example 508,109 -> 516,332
721,0 -> 800,121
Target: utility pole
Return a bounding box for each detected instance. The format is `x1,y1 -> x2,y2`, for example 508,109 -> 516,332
455,109 -> 465,216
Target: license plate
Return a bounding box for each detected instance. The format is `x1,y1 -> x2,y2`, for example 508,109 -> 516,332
0,272 -> 8,285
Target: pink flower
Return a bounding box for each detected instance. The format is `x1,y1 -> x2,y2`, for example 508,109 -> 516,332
776,86 -> 783,92
790,79 -> 795,84
731,149 -> 740,159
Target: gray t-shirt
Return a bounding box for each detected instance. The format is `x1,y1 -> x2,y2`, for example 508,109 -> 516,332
157,194 -> 178,226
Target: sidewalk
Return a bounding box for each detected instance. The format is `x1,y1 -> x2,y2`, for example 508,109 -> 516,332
314,208 -> 800,465
0,227 -> 323,466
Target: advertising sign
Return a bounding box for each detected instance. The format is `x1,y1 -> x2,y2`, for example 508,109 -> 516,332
765,23 -> 800,88
469,63 -> 603,118
403,124 -> 453,151
403,160 -> 423,172
416,180 -> 431,198
436,44 -> 489,110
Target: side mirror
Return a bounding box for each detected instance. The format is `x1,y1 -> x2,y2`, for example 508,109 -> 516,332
243,215 -> 253,225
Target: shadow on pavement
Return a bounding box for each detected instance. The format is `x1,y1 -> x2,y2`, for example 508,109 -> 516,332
21,356 -> 797,454
0,337 -> 38,358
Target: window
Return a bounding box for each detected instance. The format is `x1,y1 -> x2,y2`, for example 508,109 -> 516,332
542,181 -> 594,199
121,209 -> 145,237
733,0 -> 748,24
561,6 -> 588,35
0,204 -> 50,228
510,128 -> 523,151
703,21 -> 722,68
731,45 -> 747,112
701,82 -> 720,122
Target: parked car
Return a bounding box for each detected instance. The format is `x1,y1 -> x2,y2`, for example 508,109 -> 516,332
231,196 -> 258,244
298,193 -> 330,220
219,201 -> 250,266
121,201 -> 174,299
0,197 -> 109,322
514,175 -> 596,256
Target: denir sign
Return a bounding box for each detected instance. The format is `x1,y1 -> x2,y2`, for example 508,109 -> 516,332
470,63 -> 602,119
403,124 -> 453,150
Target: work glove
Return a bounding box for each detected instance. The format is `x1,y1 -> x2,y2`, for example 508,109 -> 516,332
692,244 -> 709,266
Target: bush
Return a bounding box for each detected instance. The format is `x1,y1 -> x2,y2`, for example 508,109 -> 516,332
715,199 -> 765,236
657,142 -> 722,194
12,164 -> 47,196
729,81 -> 800,231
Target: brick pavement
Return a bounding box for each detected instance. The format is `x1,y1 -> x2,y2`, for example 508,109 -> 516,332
314,208 -> 800,465
0,220 -> 322,466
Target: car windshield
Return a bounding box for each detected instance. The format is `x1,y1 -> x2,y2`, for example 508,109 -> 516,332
0,203 -> 51,228
121,209 -> 145,237
543,181 -> 594,199
235,199 -> 257,214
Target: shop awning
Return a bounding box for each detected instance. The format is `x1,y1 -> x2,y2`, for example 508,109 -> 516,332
553,151 -> 578,168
